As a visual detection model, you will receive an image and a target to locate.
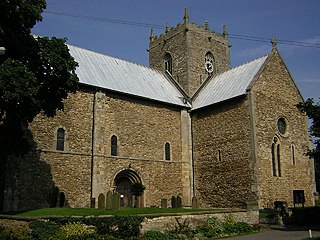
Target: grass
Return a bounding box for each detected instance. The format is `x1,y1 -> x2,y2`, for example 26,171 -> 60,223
5,207 -> 221,218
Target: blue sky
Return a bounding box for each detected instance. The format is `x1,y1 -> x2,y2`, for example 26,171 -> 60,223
32,0 -> 320,100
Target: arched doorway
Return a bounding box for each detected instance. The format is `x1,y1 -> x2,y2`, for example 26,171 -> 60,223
114,169 -> 143,207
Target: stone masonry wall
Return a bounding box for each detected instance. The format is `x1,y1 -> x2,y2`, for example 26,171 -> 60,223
92,91 -> 187,207
192,98 -> 255,208
4,90 -> 94,212
4,87 -> 190,211
141,209 -> 259,233
149,22 -> 229,96
251,50 -> 314,208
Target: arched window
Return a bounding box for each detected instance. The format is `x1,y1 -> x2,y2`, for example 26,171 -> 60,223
111,135 -> 118,156
271,143 -> 277,176
165,142 -> 171,160
271,137 -> 281,177
204,52 -> 215,75
276,144 -> 281,177
164,53 -> 173,74
56,128 -> 65,151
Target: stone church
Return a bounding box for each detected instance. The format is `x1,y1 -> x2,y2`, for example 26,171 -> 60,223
2,10 -> 315,212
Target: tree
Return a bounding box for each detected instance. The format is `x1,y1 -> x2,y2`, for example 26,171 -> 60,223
297,98 -> 320,192
0,0 -> 79,211
131,182 -> 145,208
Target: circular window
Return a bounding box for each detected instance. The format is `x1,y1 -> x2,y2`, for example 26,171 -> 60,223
277,118 -> 287,135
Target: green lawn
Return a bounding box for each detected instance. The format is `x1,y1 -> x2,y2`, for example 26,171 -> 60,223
6,207 -> 222,218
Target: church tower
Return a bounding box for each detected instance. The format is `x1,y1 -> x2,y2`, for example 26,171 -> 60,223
149,8 -> 231,96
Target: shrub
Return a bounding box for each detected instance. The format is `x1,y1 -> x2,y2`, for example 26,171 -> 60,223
60,222 -> 95,239
194,217 -> 224,238
29,220 -> 60,240
144,231 -> 168,240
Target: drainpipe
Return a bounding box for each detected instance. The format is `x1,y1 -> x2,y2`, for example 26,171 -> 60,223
90,90 -> 96,208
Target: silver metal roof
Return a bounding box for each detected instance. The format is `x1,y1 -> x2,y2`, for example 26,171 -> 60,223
192,55 -> 269,110
68,45 -> 190,108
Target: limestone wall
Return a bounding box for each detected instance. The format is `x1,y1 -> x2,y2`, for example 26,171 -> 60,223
3,87 -> 191,212
251,50 -> 315,208
149,23 -> 229,96
141,209 -> 259,233
192,98 -> 255,208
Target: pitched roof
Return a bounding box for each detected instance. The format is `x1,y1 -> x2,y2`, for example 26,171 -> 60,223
191,55 -> 269,111
68,45 -> 190,108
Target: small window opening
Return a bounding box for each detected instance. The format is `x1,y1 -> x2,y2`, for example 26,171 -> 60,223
291,144 -> 296,165
111,135 -> 118,156
164,53 -> 173,74
217,150 -> 222,161
56,128 -> 65,151
165,142 -> 171,160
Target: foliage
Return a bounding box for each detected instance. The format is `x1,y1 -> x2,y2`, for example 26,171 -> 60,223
193,216 -> 259,239
29,220 -> 60,240
59,222 -> 95,239
130,182 -> 145,197
194,217 -> 224,238
143,231 -> 169,240
297,98 -> 320,192
81,216 -> 143,239
0,225 -> 32,240
167,218 -> 192,237
0,0 -> 78,213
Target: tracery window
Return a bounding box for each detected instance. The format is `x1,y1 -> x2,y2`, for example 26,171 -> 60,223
111,135 -> 118,156
164,53 -> 173,74
56,128 -> 65,151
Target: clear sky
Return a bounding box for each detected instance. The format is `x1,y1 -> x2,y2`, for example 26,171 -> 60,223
32,0 -> 320,100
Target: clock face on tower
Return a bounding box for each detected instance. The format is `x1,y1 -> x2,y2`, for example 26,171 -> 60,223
205,61 -> 214,73
204,52 -> 215,74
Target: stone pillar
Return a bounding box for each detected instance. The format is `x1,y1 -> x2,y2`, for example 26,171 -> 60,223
180,110 -> 193,207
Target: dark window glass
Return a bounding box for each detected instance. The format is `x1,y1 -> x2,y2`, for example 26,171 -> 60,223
292,145 -> 296,165
164,53 -> 173,74
271,143 -> 277,176
57,128 -> 65,151
277,118 -> 287,135
165,142 -> 171,160
277,144 -> 281,177
111,135 -> 118,156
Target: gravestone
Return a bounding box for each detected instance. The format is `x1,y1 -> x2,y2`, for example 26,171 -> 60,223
106,191 -> 113,210
113,192 -> 120,210
176,196 -> 182,208
90,197 -> 95,208
161,198 -> 167,208
98,193 -> 105,209
192,196 -> 198,209
171,196 -> 177,208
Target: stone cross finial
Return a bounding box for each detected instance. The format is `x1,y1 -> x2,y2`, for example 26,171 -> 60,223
271,37 -> 277,48
205,20 -> 209,30
166,23 -> 170,33
150,29 -> 154,42
223,24 -> 228,36
183,8 -> 189,24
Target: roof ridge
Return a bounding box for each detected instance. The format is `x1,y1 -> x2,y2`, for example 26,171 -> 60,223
67,43 -> 153,71
229,54 -> 270,71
